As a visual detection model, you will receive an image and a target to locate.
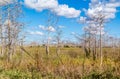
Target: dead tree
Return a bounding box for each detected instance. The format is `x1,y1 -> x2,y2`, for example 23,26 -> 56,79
45,12 -> 58,55
0,6 -> 4,56
1,0 -> 23,62
55,26 -> 62,54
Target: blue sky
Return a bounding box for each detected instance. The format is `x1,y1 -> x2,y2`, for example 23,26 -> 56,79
20,0 -> 120,43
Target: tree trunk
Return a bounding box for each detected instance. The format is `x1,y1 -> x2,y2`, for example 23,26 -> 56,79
46,45 -> 49,55
100,25 -> 103,70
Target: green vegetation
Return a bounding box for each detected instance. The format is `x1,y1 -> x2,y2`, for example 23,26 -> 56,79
0,47 -> 119,79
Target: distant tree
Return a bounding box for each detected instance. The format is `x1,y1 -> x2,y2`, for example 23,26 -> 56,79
45,12 -> 58,55
79,0 -> 120,70
55,26 -> 63,54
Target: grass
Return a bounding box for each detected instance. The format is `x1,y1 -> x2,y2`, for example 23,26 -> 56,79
0,46 -> 119,79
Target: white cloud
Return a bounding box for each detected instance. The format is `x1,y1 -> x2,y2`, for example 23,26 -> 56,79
86,1 -> 120,20
0,0 -> 13,5
47,26 -> 56,32
104,7 -> 117,13
39,25 -> 46,30
79,0 -> 120,36
30,31 -> 44,35
24,0 -> 58,11
39,25 -> 56,32
79,16 -> 86,23
91,0 -> 98,3
106,3 -> 120,8
58,25 -> 65,28
53,4 -> 80,18
24,0 -> 81,18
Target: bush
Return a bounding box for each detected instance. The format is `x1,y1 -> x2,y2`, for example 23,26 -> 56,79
4,70 -> 31,79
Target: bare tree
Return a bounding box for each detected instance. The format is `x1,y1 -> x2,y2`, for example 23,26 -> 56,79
55,26 -> 63,54
80,1 -> 120,71
0,0 -> 23,62
45,12 -> 58,55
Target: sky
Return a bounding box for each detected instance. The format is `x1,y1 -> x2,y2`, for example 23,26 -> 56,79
20,0 -> 87,43
1,0 -> 120,44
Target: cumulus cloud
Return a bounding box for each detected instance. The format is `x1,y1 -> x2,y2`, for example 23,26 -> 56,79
53,4 -> 80,18
39,25 -> 46,30
24,0 -> 81,18
106,2 -> 120,7
24,0 -> 58,11
91,0 -> 98,3
79,16 -> 86,23
47,26 -> 56,32
58,25 -> 65,29
87,0 -> 120,19
30,31 -> 44,35
39,25 -> 56,32
79,0 -> 120,35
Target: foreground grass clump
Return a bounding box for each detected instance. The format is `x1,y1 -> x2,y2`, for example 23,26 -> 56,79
0,47 -> 119,79
0,67 -> 31,79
